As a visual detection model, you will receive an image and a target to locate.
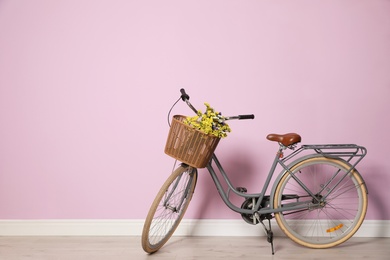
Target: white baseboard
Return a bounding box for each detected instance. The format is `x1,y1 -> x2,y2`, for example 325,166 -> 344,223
0,219 -> 388,237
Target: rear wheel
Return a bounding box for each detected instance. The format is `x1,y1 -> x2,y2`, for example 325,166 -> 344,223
273,157 -> 368,248
142,165 -> 197,253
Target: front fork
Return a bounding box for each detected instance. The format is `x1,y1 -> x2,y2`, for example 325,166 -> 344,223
164,166 -> 197,213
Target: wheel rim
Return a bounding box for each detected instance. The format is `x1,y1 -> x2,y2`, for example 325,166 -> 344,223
142,166 -> 197,252
274,158 -> 367,248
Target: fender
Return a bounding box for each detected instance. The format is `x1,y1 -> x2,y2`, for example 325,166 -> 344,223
269,154 -> 368,209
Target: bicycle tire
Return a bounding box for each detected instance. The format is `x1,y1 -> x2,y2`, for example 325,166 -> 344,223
142,165 -> 197,253
273,156 -> 368,248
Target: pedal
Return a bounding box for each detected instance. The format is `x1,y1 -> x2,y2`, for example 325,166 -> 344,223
236,187 -> 247,193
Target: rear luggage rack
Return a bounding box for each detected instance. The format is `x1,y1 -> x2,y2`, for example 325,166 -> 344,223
302,144 -> 366,159
283,144 -> 367,169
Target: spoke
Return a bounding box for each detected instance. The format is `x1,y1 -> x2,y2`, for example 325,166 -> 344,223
143,167 -> 197,250
274,158 -> 366,248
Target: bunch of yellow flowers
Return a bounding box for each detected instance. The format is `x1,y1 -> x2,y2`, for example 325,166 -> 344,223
184,103 -> 231,138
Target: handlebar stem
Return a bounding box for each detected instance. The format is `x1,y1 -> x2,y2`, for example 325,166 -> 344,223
185,100 -> 198,114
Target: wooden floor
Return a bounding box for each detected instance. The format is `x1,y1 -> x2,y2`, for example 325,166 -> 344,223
0,236 -> 389,260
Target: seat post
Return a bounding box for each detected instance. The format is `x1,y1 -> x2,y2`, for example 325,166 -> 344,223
276,143 -> 287,158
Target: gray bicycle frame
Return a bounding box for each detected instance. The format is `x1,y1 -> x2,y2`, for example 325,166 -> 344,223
181,98 -> 367,217
203,143 -> 367,216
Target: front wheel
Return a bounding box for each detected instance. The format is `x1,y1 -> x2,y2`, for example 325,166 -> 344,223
142,165 -> 197,253
273,156 -> 368,248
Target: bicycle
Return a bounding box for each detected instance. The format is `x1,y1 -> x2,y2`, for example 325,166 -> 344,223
141,89 -> 368,255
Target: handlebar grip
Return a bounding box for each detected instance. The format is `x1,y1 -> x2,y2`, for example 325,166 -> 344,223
238,114 -> 255,120
180,88 -> 190,101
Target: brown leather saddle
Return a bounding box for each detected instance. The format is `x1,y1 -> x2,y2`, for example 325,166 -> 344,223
266,133 -> 301,147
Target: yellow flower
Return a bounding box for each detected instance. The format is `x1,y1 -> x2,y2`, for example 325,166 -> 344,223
184,102 -> 231,138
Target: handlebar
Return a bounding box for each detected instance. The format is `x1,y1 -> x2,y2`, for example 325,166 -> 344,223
179,88 -> 255,120
180,88 -> 190,101
225,114 -> 255,120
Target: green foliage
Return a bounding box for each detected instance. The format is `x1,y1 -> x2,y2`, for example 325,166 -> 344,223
184,103 -> 231,138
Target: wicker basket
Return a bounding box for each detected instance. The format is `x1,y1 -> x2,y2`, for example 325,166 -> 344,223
164,115 -> 220,168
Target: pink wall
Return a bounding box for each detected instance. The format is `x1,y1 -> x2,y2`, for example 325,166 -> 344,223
0,0 -> 389,220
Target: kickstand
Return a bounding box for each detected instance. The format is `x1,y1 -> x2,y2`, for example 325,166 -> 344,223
266,218 -> 275,255
257,214 -> 275,255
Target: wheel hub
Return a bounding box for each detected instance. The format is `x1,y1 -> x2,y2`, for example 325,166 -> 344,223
310,194 -> 326,210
